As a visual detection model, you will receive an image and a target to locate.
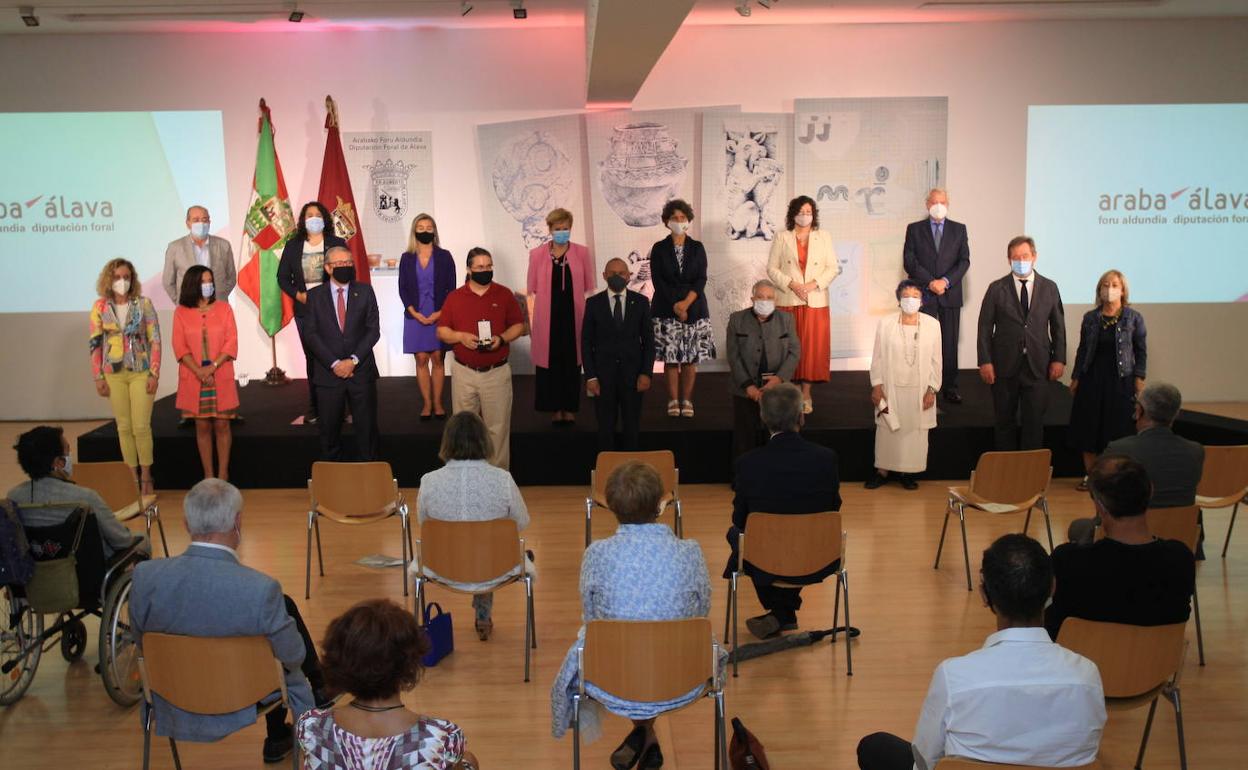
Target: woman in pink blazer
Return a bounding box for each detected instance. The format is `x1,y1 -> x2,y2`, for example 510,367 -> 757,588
172,265 -> 239,481
526,208 -> 596,425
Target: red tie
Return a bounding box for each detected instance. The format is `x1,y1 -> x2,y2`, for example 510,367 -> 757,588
336,287 -> 346,332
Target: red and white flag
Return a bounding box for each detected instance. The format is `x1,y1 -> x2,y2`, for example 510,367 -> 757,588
318,96 -> 370,284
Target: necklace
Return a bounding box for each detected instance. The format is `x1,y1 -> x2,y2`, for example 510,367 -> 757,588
1100,310 -> 1121,330
349,701 -> 405,713
900,319 -> 919,367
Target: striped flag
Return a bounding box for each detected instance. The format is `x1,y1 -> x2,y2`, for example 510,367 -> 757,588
237,99 -> 296,337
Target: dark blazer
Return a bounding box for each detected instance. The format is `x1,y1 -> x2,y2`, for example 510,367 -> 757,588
1105,426 -> 1205,508
725,308 -> 801,397
1072,305 -> 1147,381
976,272 -> 1067,379
649,235 -> 709,321
302,280 -> 380,386
276,233 -> 348,317
902,218 -> 971,308
581,290 -> 655,386
731,431 -> 842,583
397,248 -> 456,352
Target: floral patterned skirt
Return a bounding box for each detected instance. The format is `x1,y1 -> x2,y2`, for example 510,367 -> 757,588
653,318 -> 716,365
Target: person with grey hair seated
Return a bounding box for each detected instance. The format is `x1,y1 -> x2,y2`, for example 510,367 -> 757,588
129,479 -> 326,764
725,278 -> 801,460
723,383 -> 842,639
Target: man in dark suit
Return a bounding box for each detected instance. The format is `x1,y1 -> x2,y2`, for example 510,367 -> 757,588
582,258 -> 655,451
903,188 -> 971,403
724,383 -> 842,639
303,246 -> 381,460
977,236 -> 1066,451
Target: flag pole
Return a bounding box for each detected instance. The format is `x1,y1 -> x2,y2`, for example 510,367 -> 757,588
265,335 -> 289,385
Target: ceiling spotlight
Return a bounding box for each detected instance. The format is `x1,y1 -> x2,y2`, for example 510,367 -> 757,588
511,0 -> 527,20
19,6 -> 39,27
735,1 -> 751,18
460,0 -> 473,16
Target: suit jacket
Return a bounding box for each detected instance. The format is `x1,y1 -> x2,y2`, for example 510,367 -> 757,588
766,229 -> 840,309
902,218 -> 971,308
276,233 -> 348,318
163,235 -> 236,304
303,280 -> 381,386
581,289 -> 654,387
129,545 -> 313,741
1105,426 -> 1204,507
649,236 -> 709,321
724,308 -> 800,397
977,272 -> 1066,379
731,431 -> 842,583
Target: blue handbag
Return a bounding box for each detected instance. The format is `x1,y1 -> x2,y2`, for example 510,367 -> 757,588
421,602 -> 454,667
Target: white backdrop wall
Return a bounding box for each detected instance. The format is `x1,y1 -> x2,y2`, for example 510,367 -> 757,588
1,18 -> 1245,419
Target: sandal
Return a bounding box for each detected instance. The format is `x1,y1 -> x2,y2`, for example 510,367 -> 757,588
680,400 -> 694,418
666,400 -> 681,417
802,400 -> 813,415
610,725 -> 647,770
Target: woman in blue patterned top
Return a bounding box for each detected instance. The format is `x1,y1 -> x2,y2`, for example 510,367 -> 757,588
550,462 -> 711,770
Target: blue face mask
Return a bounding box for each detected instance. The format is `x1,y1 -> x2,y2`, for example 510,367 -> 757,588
1011,259 -> 1033,277
189,222 -> 210,239
305,216 -> 325,235
551,230 -> 571,246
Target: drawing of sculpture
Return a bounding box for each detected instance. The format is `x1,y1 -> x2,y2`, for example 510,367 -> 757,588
491,130 -> 576,248
625,249 -> 654,299
599,122 -> 688,227
724,128 -> 784,241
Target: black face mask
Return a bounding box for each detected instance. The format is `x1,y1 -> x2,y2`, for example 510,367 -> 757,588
605,274 -> 629,293
470,270 -> 493,286
331,266 -> 355,284
414,231 -> 435,245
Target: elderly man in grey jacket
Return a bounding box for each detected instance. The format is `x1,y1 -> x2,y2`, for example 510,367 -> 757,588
129,479 -> 323,764
726,279 -> 802,460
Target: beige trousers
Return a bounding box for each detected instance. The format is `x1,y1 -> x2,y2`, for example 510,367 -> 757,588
450,360 -> 514,470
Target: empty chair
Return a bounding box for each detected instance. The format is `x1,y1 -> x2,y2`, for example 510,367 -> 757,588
584,450 -> 682,546
1194,444 -> 1248,558
73,460 -> 168,556
936,449 -> 1053,590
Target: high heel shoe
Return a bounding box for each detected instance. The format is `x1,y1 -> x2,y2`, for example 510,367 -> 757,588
609,725 -> 647,770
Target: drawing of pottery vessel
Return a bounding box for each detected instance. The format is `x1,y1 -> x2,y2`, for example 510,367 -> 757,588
599,122 -> 688,227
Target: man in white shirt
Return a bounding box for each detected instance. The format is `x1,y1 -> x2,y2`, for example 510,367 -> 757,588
857,533 -> 1105,770
162,205 -> 236,303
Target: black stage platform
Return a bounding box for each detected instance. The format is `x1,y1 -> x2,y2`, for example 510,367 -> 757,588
78,372 -> 1248,489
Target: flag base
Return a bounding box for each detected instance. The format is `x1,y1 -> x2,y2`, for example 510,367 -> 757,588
264,366 -> 290,386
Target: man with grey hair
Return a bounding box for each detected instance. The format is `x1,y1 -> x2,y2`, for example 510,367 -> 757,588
725,278 -> 801,459
724,383 -> 842,639
163,204 -> 236,303
129,479 -> 325,763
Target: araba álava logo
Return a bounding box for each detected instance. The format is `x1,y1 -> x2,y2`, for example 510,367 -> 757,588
0,194 -> 116,234
1099,186 -> 1248,211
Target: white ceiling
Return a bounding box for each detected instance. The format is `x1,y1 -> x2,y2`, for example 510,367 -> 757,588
0,0 -> 1244,34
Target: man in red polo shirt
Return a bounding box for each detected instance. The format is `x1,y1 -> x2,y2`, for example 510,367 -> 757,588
437,247 -> 526,469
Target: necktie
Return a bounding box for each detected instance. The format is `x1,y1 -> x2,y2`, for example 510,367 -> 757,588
336,287 -> 346,331
613,294 -> 624,327
1019,279 -> 1030,318
933,222 -> 943,250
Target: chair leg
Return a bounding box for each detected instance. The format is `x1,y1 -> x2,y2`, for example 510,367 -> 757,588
1193,583 -> 1205,666
730,572 -> 739,678
841,569 -> 853,677
169,737 -> 182,770
304,511 -> 314,600
723,579 -> 732,644
1041,498 -> 1055,551
1222,501 -> 1239,558
399,515 -> 410,598
314,516 -> 324,576
413,578 -> 426,618
1169,685 -> 1188,770
524,576 -> 533,683
715,690 -> 728,770
142,705 -> 153,770
1022,505 -> 1032,536
675,498 -> 684,539
584,499 -> 592,549
152,508 -> 169,557
934,499 -> 952,568
572,693 -> 582,770
958,505 -> 972,592
831,572 -> 842,643
528,578 -> 538,649
1135,696 -> 1159,769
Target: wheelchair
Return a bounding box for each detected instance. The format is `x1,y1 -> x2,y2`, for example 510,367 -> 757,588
1,506 -> 149,706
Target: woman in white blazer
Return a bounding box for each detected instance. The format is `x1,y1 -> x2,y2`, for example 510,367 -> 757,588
866,280 -> 942,490
766,195 -> 840,413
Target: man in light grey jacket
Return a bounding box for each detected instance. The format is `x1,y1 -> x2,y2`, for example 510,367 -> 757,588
162,205 -> 236,303
725,279 -> 801,460
129,479 -> 323,764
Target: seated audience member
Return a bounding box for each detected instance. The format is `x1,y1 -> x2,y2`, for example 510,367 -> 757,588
858,534 -> 1105,770
412,411 -> 532,641
725,383 -> 842,639
1068,382 -> 1204,544
1046,455 -> 1195,640
297,599 -> 478,770
551,462 -> 713,769
129,479 -> 325,764
8,425 -> 149,561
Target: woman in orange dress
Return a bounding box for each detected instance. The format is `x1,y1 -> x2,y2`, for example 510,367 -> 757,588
766,195 -> 840,413
172,265 -> 239,481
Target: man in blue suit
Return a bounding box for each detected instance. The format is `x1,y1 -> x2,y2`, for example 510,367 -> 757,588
903,188 -> 971,403
130,479 -> 324,764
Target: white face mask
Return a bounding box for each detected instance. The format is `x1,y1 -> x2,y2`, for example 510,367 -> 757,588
1011,259 -> 1034,277
794,212 -> 813,228
60,453 -> 73,476
900,296 -> 922,316
189,221 -> 210,239
928,203 -> 948,221
201,283 -> 215,299
112,278 -> 131,296
668,220 -> 689,236
305,216 -> 326,235
753,299 -> 775,317
1102,286 -> 1122,304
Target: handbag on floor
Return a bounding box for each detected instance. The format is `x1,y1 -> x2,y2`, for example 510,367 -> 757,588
730,717 -> 771,770
420,602 -> 454,666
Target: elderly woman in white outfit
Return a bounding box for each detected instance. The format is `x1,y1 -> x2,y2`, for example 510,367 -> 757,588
866,280 -> 942,490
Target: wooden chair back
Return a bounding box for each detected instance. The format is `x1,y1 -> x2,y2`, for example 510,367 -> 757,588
1146,506 -> 1201,552
741,512 -> 843,576
310,461 -> 399,520
1056,618 -> 1185,699
591,451 -> 678,507
420,518 -> 522,584
968,450 -> 1052,505
72,461 -> 141,513
584,618 -> 711,702
139,633 -> 285,714
1196,444 -> 1248,500
934,758 -> 1102,770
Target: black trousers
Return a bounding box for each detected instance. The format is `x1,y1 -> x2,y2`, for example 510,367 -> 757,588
922,303 -> 960,392
264,595 -> 326,740
991,367 -> 1048,450
317,376 -> 379,460
856,732 -> 915,770
724,526 -> 803,625
294,313 -> 318,417
731,395 -> 766,462
594,374 -> 643,451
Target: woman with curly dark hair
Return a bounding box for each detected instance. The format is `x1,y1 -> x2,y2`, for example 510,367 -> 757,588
296,599 -> 478,769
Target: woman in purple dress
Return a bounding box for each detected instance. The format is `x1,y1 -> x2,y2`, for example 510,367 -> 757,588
398,213 -> 457,420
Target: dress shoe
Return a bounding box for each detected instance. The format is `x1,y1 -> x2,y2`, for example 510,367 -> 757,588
262,734 -> 294,763
900,474 -> 919,490
474,619 -> 493,641
638,742 -> 664,770
744,613 -> 796,640
942,390 -> 963,405
610,725 -> 647,770
864,473 -> 888,490
304,412 -> 319,425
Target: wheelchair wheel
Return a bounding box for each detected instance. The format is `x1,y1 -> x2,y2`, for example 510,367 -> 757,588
99,571 -> 142,707
0,586 -> 44,706
60,617 -> 88,662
